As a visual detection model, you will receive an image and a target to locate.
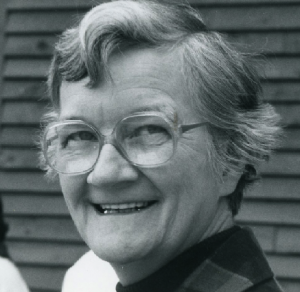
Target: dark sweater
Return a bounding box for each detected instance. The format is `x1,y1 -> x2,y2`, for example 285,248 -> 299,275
116,226 -> 240,292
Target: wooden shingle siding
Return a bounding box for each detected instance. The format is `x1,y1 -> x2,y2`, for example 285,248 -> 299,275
6,216 -> 82,242
7,0 -> 95,10
0,172 -> 60,192
0,1 -> 299,291
5,36 -> 57,57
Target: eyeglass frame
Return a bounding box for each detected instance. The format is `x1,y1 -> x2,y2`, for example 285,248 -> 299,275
42,112 -> 207,175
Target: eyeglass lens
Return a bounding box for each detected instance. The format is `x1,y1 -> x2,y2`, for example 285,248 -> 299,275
44,115 -> 175,174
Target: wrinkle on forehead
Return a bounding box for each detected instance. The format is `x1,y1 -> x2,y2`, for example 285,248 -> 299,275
59,47 -> 194,127
59,80 -> 178,127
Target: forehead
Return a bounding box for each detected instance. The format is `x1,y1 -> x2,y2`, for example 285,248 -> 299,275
108,47 -> 181,87
59,47 -> 198,123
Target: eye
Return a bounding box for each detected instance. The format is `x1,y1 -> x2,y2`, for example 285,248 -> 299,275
62,131 -> 97,147
123,124 -> 171,147
70,131 -> 97,141
131,125 -> 168,138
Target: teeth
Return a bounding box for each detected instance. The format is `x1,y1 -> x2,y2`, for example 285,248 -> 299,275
96,201 -> 154,214
101,202 -> 148,210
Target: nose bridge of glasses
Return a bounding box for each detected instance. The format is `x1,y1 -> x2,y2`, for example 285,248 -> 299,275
94,125 -> 123,158
96,131 -> 132,169
102,132 -> 117,147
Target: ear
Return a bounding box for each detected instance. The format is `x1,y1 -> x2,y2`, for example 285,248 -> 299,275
218,171 -> 241,197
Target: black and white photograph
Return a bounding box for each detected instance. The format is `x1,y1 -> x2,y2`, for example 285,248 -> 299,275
0,1 -> 299,291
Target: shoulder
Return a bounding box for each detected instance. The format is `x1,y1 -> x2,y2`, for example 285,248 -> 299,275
0,257 -> 30,292
179,227 -> 284,292
62,250 -> 118,292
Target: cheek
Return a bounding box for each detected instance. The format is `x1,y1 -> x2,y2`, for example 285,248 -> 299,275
59,175 -> 89,236
168,151 -> 220,218
59,175 -> 87,208
142,140 -> 213,200
176,151 -> 210,190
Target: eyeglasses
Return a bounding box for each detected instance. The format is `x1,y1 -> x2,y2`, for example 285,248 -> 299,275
42,112 -> 207,175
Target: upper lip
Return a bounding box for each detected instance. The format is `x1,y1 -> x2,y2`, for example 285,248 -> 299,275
87,190 -> 159,208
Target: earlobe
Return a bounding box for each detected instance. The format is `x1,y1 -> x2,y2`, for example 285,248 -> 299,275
219,171 -> 241,197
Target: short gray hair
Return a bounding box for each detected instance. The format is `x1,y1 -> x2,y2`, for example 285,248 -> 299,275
41,0 -> 281,216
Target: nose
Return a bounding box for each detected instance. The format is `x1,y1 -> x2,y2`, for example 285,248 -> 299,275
86,144 -> 139,186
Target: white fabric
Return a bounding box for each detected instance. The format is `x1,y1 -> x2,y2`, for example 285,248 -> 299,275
0,257 -> 30,292
62,250 -> 118,292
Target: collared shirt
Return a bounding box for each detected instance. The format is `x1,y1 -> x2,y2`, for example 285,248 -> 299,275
62,227 -> 284,292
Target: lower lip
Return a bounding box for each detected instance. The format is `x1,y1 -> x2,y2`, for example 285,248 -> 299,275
92,201 -> 157,216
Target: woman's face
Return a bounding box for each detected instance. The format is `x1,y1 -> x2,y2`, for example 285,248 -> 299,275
58,48 -> 234,270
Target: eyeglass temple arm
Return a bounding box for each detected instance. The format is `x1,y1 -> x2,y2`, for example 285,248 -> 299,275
180,122 -> 207,133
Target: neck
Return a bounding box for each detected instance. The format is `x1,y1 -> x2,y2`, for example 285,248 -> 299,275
198,198 -> 234,242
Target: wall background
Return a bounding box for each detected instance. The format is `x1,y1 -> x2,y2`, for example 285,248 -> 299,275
0,1 -> 299,291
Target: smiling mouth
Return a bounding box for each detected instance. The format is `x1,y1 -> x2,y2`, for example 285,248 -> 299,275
93,201 -> 157,215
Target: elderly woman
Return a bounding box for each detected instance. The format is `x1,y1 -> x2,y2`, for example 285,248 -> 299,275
40,1 -> 283,291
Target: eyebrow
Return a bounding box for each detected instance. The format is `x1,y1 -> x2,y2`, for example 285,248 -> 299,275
60,103 -> 177,123
127,104 -> 177,122
59,116 -> 91,123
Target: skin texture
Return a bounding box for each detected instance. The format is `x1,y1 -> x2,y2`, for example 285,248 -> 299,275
58,47 -> 238,285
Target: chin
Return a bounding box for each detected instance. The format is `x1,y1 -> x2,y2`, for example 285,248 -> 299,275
90,242 -> 154,265
85,231 -> 164,265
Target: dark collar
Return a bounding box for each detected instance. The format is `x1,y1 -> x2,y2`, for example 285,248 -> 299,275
179,227 -> 275,292
116,226 -> 241,292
